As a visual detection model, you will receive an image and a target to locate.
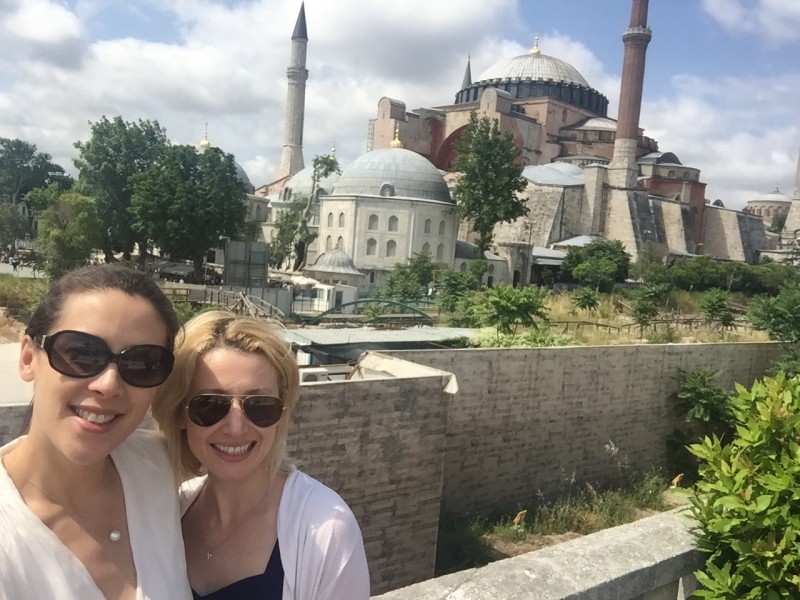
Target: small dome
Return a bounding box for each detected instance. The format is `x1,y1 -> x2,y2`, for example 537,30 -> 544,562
332,148 -> 452,203
309,249 -> 363,276
285,165 -> 341,199
476,49 -> 589,87
751,188 -> 791,204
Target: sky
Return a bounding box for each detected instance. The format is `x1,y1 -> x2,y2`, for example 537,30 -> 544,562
0,0 -> 799,209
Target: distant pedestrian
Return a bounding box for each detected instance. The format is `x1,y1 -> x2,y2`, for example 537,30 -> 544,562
10,257 -> 19,272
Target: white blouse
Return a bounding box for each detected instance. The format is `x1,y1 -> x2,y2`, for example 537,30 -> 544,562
0,430 -> 192,600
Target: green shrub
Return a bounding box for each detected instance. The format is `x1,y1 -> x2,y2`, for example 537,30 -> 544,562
646,326 -> 679,344
687,374 -> 800,598
700,288 -> 735,327
571,287 -> 599,312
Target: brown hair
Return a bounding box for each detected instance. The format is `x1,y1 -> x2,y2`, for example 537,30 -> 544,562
152,311 -> 300,482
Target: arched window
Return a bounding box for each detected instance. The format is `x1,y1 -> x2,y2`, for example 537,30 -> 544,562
436,243 -> 444,261
683,171 -> 690,180
386,240 -> 397,257
338,212 -> 345,228
667,169 -> 675,178
459,262 -> 467,272
366,238 -> 377,255
368,214 -> 379,230
488,264 -> 495,274
422,242 -> 431,255
325,236 -> 332,251
388,215 -> 399,232
424,218 -> 432,234
438,220 -> 446,235
337,236 -> 344,250
327,212 -> 334,227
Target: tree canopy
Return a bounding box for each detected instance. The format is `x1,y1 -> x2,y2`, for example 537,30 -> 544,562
561,238 -> 631,291
452,112 -> 528,253
130,145 -> 247,279
0,138 -> 65,205
74,116 -> 169,262
293,153 -> 341,270
34,191 -> 103,278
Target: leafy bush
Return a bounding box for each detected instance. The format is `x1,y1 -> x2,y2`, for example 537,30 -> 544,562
747,283 -> 800,343
470,284 -> 549,336
646,326 -> 679,344
700,288 -> 735,327
672,368 -> 733,436
467,328 -> 577,348
688,374 -> 800,598
571,287 -> 599,312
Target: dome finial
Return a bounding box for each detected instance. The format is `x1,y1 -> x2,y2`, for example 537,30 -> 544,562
390,123 -> 403,149
331,142 -> 336,156
198,123 -> 211,150
530,35 -> 540,54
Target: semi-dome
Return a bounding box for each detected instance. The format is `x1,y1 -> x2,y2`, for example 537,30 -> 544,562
454,43 -> 608,116
285,165 -> 341,200
751,188 -> 791,204
331,148 -> 452,204
309,249 -> 363,276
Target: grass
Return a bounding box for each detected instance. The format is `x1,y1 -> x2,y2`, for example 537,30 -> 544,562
0,274 -> 48,318
436,471 -> 671,575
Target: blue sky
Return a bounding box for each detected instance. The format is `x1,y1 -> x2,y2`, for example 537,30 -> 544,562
0,0 -> 798,208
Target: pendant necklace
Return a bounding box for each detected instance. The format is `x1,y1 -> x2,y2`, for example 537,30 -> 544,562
22,474 -> 122,543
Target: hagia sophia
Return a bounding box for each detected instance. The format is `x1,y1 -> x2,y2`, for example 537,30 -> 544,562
235,0 -> 800,292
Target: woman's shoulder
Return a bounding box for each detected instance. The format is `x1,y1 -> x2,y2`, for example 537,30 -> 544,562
280,470 -> 359,532
179,475 -> 208,516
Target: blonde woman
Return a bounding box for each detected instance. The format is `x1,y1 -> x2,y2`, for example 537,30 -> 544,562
153,311 -> 369,600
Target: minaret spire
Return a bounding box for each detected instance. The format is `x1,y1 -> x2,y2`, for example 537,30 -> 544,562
461,55 -> 472,89
276,2 -> 308,180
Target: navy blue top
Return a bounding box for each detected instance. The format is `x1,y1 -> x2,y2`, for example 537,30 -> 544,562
192,540 -> 284,600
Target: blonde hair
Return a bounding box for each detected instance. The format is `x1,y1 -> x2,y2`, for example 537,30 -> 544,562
152,311 -> 299,482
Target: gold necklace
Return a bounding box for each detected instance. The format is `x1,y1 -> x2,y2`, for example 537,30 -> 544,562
22,474 -> 122,543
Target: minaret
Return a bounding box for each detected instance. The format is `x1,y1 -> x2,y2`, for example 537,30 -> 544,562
781,145 -> 800,237
602,0 -> 652,258
461,56 -> 472,89
276,3 -> 308,180
610,0 -> 652,187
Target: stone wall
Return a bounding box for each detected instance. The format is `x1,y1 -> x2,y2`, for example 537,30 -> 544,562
385,343 -> 782,516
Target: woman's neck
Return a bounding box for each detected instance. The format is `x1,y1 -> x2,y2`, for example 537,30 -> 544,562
202,470 -> 275,528
3,433 -> 114,503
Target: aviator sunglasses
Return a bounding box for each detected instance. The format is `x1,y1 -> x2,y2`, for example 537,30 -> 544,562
34,330 -> 174,388
186,394 -> 285,428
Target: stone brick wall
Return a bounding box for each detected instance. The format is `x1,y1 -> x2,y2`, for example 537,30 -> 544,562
287,377 -> 449,594
385,343 -> 782,516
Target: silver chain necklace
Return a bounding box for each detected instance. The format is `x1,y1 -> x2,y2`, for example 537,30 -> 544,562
22,474 -> 122,543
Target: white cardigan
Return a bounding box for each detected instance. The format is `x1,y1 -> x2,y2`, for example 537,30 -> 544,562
180,468 -> 370,600
0,430 -> 192,600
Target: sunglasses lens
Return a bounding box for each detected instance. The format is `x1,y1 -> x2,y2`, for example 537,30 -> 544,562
117,346 -> 174,388
244,396 -> 284,428
187,395 -> 231,427
49,331 -> 109,378
45,331 -> 173,388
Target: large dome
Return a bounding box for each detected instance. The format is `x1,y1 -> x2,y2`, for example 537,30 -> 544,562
454,44 -> 608,116
476,49 -> 589,87
332,148 -> 452,204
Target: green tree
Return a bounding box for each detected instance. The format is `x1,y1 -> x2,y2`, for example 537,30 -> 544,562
571,287 -> 599,312
471,283 -> 549,337
74,116 -> 169,262
35,191 -> 103,278
130,145 -> 247,280
630,240 -> 668,283
700,289 -> 735,327
747,283 -> 800,343
0,203 -> 29,250
561,239 -> 631,287
669,255 -> 725,291
385,252 -> 438,301
293,153 -> 341,270
631,297 -> 659,336
572,257 -> 617,292
0,138 -> 65,205
268,195 -> 307,269
768,209 -> 788,234
436,261 -> 485,313
452,112 -> 528,253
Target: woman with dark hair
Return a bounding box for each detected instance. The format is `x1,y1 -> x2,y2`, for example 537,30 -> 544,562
0,264 -> 191,599
153,311 -> 369,599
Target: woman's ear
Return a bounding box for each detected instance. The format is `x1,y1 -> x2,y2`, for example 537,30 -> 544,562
19,336 -> 38,383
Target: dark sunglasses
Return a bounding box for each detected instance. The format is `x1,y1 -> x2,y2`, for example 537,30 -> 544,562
186,394 -> 284,428
34,330 -> 174,388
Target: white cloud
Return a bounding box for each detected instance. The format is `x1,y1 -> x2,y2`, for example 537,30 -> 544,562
700,0 -> 800,43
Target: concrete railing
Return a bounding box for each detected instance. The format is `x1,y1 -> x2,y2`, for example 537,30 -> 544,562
372,508 -> 704,600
